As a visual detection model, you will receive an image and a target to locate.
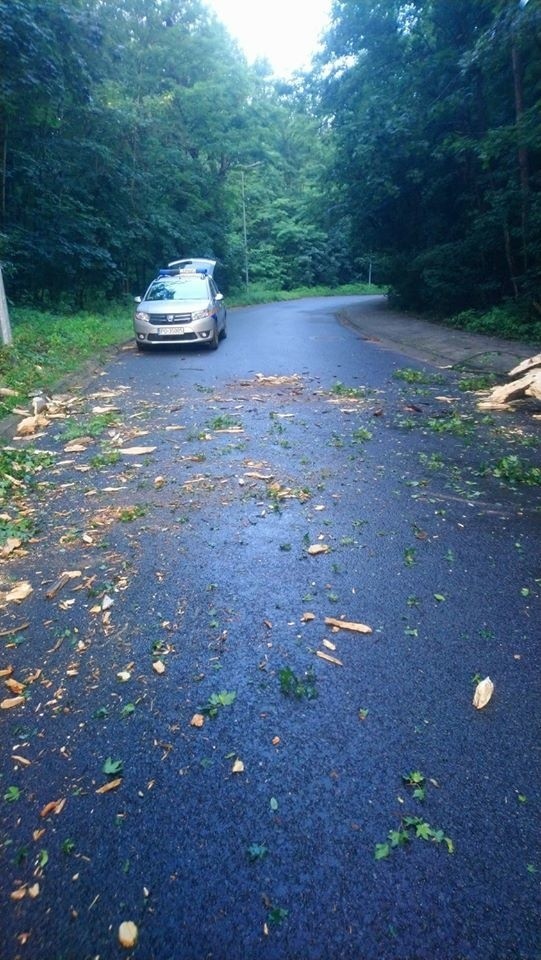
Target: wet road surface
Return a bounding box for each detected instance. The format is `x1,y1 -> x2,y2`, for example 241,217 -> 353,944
1,296 -> 540,960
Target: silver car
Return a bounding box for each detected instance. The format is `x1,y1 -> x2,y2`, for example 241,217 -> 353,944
133,259 -> 227,351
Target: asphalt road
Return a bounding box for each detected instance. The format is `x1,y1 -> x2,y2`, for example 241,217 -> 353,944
1,296 -> 540,960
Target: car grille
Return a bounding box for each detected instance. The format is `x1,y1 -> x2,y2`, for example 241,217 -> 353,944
148,312 -> 192,326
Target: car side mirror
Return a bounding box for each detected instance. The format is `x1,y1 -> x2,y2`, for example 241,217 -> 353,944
215,292 -> 223,301
134,296 -> 142,304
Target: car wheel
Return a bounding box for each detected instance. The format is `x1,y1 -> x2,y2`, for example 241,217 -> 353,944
208,323 -> 219,350
220,320 -> 227,340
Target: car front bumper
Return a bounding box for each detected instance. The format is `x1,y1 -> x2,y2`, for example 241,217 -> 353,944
133,316 -> 216,346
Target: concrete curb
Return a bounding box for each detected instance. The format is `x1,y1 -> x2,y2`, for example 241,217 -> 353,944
339,297 -> 538,375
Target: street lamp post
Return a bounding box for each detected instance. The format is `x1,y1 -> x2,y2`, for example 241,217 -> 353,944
241,169 -> 249,293
237,161 -> 262,295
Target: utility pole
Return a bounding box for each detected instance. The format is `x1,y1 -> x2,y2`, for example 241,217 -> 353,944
0,264 -> 12,345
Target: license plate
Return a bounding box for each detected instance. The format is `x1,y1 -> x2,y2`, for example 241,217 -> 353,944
158,325 -> 184,335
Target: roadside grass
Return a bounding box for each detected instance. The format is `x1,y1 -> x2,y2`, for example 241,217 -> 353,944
228,282 -> 383,308
0,305 -> 132,417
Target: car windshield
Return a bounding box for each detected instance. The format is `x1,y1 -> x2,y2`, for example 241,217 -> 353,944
145,277 -> 208,302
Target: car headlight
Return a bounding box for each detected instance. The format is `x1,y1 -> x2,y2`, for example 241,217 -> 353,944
135,311 -> 150,322
192,306 -> 213,322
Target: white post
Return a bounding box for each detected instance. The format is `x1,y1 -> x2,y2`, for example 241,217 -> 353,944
0,264 -> 12,345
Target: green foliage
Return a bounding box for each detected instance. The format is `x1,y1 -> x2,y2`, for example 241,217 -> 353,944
352,427 -> 373,444
318,0 -> 541,322
267,907 -> 289,926
102,757 -> 123,776
424,414 -> 474,437
201,690 -> 237,718
458,374 -> 498,392
0,446 -> 55,500
3,786 -> 21,803
329,381 -> 367,399
375,816 -> 454,860
247,843 -> 268,862
447,305 -> 541,343
0,512 -> 36,546
278,665 -> 317,700
393,368 -> 444,385
491,456 -> 541,486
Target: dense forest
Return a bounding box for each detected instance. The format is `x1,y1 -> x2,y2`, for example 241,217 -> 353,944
0,0 -> 539,328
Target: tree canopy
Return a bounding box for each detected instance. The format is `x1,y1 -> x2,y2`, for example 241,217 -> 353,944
317,0 -> 541,318
1,0 -> 539,326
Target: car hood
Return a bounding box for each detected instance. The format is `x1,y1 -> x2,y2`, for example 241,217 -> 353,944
139,298 -> 211,315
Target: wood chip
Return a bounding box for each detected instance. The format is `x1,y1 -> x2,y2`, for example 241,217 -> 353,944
12,754 -> 31,766
316,650 -> 343,666
95,777 -> 123,794
473,676 -> 494,709
40,798 -> 66,818
0,695 -> 25,709
118,921 -> 138,949
307,544 -> 330,555
5,581 -> 33,603
324,617 -> 373,634
119,446 -> 157,455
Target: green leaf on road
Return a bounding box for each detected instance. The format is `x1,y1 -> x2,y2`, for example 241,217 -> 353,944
103,757 -> 123,776
4,786 -> 21,803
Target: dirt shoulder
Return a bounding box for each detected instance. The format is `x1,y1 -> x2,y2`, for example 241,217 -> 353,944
339,296 -> 538,375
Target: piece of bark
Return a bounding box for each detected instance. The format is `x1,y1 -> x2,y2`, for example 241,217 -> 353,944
508,353 -> 541,378
485,371 -> 541,405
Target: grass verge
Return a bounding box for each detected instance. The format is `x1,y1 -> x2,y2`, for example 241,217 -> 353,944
0,304 -> 132,417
